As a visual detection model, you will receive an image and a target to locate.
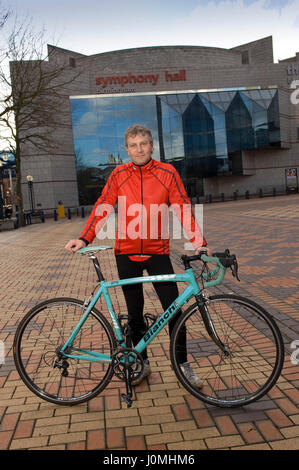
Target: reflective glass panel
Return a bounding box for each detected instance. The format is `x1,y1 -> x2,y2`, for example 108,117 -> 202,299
70,88 -> 281,204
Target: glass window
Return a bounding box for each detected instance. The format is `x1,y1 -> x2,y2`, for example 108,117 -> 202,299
70,87 -> 281,204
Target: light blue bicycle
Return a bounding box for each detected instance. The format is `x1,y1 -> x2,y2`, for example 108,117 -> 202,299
13,247 -> 284,408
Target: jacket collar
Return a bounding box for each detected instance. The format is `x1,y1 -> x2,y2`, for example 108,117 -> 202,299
130,158 -> 155,172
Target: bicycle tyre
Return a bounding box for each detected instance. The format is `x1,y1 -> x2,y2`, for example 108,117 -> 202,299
13,297 -> 117,405
170,294 -> 284,408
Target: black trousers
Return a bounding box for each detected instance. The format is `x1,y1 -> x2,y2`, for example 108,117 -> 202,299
115,255 -> 187,363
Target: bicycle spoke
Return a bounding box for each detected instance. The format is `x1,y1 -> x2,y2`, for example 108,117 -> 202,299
172,295 -> 284,407
14,299 -> 115,404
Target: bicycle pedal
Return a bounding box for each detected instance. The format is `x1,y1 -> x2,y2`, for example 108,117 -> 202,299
121,393 -> 133,408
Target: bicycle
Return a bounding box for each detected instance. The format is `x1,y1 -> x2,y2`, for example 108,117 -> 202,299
13,247 -> 284,408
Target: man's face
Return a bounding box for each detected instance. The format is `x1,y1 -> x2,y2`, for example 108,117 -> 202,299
126,133 -> 153,166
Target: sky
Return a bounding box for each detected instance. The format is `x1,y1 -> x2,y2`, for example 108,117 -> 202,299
2,0 -> 299,62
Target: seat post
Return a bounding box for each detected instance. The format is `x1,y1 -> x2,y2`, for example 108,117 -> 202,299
90,255 -> 105,282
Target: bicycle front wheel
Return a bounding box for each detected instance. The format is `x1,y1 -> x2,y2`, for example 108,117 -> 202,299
14,298 -> 117,405
170,294 -> 284,408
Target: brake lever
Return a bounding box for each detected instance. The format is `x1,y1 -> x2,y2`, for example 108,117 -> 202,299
231,258 -> 240,282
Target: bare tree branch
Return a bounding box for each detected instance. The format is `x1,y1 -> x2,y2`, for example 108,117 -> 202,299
0,3 -> 10,28
0,13 -> 82,224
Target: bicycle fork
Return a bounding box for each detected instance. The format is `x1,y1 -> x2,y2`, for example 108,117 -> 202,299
196,294 -> 230,356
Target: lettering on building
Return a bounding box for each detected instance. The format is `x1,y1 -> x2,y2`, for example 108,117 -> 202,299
165,69 -> 186,82
95,69 -> 186,92
287,64 -> 299,85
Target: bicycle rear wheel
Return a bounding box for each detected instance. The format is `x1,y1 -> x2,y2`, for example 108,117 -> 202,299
170,294 -> 284,408
13,298 -> 117,405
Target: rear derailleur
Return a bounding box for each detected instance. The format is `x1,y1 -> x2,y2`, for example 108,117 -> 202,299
52,346 -> 71,377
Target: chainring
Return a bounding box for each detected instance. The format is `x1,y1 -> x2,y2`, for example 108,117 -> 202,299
112,348 -> 144,382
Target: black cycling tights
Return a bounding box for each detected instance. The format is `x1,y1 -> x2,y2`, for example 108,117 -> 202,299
116,255 -> 186,363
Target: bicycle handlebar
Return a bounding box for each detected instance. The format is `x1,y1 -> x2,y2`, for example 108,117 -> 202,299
182,249 -> 240,287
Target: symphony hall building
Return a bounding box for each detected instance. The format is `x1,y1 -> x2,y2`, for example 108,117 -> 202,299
15,36 -> 299,210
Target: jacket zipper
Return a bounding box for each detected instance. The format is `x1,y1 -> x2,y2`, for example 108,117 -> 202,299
139,167 -> 143,254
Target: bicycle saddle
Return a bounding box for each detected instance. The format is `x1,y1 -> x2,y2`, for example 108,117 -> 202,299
77,245 -> 113,255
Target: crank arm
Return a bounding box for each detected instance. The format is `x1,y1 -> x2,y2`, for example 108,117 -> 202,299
121,356 -> 134,408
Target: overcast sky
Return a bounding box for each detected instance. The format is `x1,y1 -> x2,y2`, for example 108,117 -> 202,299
3,0 -> 299,62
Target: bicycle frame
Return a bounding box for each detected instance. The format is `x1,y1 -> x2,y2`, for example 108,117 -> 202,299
59,247 -> 226,365
60,268 -> 203,363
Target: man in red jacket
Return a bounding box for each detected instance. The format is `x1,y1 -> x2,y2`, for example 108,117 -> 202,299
65,124 -> 210,386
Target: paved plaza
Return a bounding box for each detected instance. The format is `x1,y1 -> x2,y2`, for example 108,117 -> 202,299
0,194 -> 298,450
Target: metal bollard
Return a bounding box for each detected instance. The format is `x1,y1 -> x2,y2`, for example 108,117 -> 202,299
41,211 -> 45,223
14,214 -> 19,229
233,191 -> 237,200
208,194 -> 212,203
81,207 -> 85,218
68,208 -> 71,220
273,187 -> 276,197
221,193 -> 224,202
54,209 -> 57,221
259,189 -> 263,198
245,190 -> 250,199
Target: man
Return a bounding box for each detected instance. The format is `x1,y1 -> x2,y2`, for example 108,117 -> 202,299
65,124 -> 210,386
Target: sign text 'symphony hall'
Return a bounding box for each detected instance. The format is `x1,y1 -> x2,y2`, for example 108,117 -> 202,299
96,69 -> 187,88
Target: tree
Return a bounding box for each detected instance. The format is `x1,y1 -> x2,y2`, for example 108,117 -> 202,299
0,3 -> 9,28
0,12 -> 82,224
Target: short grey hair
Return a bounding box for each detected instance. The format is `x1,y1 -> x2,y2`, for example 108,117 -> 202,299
124,124 -> 153,147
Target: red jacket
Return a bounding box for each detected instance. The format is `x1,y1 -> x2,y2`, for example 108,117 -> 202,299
80,159 -> 207,255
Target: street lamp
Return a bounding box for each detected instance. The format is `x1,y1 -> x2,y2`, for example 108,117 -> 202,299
26,175 -> 35,213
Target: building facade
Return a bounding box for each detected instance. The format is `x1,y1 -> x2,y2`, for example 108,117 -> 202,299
15,36 -> 299,210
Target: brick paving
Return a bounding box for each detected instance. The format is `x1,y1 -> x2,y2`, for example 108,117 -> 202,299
0,193 -> 298,450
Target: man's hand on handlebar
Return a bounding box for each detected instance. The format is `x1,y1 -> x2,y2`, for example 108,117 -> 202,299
195,246 -> 212,257
65,239 -> 86,253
